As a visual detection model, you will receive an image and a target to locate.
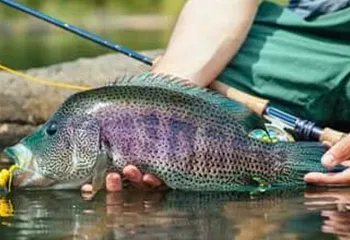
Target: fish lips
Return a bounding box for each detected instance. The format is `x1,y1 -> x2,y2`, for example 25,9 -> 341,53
4,143 -> 32,169
3,144 -> 55,188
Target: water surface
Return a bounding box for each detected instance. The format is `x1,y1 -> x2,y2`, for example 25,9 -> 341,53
0,180 -> 350,240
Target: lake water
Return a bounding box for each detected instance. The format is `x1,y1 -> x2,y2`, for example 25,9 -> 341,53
0,185 -> 349,240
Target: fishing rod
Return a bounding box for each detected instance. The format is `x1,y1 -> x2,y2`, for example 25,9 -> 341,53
211,82 -> 345,145
0,0 -> 345,146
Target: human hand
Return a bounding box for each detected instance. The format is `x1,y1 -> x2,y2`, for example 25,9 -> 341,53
81,165 -> 165,192
304,134 -> 350,185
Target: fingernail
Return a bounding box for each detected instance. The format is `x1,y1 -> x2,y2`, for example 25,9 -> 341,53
303,173 -> 311,182
143,175 -> 161,188
125,169 -> 137,181
81,184 -> 93,193
321,153 -> 336,168
112,174 -> 121,182
106,174 -> 122,192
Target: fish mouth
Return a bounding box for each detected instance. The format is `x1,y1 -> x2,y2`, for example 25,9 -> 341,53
3,144 -> 54,188
4,144 -> 33,169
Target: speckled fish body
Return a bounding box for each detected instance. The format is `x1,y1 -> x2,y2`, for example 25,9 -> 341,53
4,73 -> 329,191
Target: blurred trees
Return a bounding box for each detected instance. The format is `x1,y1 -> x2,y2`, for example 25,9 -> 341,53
0,0 -> 185,20
0,0 -> 286,20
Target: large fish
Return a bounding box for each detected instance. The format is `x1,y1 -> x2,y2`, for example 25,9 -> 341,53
3,72 -> 331,192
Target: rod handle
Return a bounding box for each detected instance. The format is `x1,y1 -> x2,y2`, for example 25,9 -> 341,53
211,81 -> 347,146
210,81 -> 269,116
320,127 -> 346,146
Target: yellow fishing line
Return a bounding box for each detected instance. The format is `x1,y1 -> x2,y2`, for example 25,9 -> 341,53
0,62 -> 92,91
7,165 -> 19,192
0,62 -> 93,191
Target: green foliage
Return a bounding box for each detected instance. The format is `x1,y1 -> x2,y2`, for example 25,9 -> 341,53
0,0 -> 182,20
0,0 -> 290,69
0,0 -> 288,20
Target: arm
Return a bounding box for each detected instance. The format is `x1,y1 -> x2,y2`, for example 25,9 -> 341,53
153,0 -> 260,87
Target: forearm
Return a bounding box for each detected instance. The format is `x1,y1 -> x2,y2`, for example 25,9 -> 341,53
152,0 -> 260,87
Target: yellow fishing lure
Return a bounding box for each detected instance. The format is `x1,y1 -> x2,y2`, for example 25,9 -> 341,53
0,165 -> 19,193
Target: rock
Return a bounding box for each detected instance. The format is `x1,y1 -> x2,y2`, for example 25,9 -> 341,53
0,50 -> 161,151
0,123 -> 37,149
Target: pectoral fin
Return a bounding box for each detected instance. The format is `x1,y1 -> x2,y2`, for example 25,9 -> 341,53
91,147 -> 108,196
249,177 -> 272,198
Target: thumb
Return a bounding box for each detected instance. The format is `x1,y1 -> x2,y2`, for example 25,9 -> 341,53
322,133 -> 350,168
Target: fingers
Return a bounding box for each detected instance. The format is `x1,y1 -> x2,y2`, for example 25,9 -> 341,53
143,174 -> 164,188
123,165 -> 143,183
305,134 -> 350,186
81,183 -> 93,193
341,161 -> 350,167
81,173 -> 123,193
322,134 -> 350,168
304,168 -> 350,186
81,165 -> 165,193
123,165 -> 165,190
106,173 -> 122,192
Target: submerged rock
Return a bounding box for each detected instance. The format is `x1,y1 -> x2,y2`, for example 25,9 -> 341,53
0,50 -> 161,152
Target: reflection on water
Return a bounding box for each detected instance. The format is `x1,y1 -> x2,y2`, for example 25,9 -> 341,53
0,187 -> 350,240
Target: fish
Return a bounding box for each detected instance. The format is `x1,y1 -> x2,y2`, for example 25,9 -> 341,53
2,72 -> 332,193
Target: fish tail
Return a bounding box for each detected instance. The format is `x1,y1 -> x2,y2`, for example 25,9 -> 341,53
284,142 -> 326,172
274,142 -> 343,184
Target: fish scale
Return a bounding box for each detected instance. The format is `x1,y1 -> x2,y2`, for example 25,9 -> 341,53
4,72 -> 334,191
79,75 -> 315,190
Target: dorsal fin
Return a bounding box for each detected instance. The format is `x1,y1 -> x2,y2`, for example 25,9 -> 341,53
111,72 -> 249,111
110,72 -> 266,132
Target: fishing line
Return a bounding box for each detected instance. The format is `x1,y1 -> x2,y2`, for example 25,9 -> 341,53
0,62 -> 92,91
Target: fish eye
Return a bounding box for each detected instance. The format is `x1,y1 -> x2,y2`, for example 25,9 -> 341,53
46,122 -> 58,136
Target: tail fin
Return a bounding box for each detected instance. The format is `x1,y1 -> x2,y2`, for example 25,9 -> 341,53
274,142 -> 343,185
282,142 -> 326,173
